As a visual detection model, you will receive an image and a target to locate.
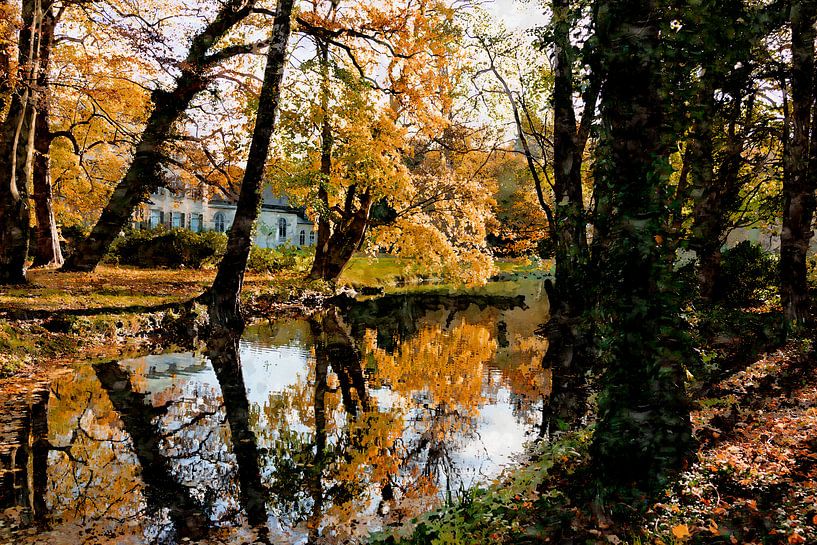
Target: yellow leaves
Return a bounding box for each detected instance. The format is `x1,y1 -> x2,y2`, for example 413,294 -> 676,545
671,524 -> 691,541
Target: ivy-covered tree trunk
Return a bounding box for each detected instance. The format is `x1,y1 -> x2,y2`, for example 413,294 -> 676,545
209,0 -> 293,330
0,0 -> 40,284
62,0 -> 257,272
590,0 -> 693,492
780,0 -> 817,329
30,7 -> 63,268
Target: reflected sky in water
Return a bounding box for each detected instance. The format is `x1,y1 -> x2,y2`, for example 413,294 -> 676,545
1,280 -> 549,544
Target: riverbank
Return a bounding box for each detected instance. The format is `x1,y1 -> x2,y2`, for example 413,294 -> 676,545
0,266 -> 333,381
373,313 -> 817,545
0,257 -> 546,381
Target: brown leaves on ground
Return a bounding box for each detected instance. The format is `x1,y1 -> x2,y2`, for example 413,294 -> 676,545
648,341 -> 817,544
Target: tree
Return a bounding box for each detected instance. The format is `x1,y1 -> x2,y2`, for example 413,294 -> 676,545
209,0 -> 294,330
62,0 -> 268,272
280,0 -> 478,283
780,0 -> 816,329
30,2 -> 61,267
589,0 -> 693,492
0,0 -> 45,284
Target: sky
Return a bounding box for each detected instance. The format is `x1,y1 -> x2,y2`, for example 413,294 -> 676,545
484,0 -> 545,32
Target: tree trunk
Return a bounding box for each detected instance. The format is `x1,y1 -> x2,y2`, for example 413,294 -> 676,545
209,0 -> 294,330
31,108 -> 63,267
0,0 -> 41,284
590,0 -> 692,492
551,0 -> 593,297
309,40 -> 336,281
308,191 -> 372,282
62,0 -> 256,272
538,0 -> 600,429
781,0 -> 817,329
31,7 -> 62,268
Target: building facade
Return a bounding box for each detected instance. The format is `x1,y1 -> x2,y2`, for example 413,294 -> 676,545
133,185 -> 316,248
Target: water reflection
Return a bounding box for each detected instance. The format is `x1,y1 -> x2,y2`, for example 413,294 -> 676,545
1,281 -> 549,544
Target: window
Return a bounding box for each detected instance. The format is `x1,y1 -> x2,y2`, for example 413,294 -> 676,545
149,209 -> 161,228
214,212 -> 226,232
299,230 -> 306,246
309,231 -> 316,245
278,218 -> 287,240
171,212 -> 185,228
190,213 -> 202,233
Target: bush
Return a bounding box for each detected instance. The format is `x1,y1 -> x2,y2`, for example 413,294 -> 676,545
717,241 -> 778,307
106,228 -> 227,269
247,244 -> 313,273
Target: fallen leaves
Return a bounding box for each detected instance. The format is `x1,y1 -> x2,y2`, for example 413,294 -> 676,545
671,524 -> 691,540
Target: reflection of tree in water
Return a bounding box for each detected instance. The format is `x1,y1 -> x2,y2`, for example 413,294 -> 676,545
260,294 -> 543,542
0,386 -> 49,532
205,328 -> 271,541
27,345 -> 271,544
337,291 -> 526,353
365,312 -> 495,498
94,360 -> 213,542
260,308 -> 425,544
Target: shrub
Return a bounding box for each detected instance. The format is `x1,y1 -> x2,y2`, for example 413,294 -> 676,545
106,228 -> 227,269
716,241 -> 778,307
247,244 -> 313,273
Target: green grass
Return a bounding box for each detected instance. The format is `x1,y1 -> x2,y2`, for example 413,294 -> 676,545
339,255 -> 551,291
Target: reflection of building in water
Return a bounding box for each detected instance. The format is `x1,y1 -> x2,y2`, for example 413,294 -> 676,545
0,387 -> 49,527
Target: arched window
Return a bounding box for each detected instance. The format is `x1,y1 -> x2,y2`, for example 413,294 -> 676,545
309,230 -> 316,245
278,218 -> 287,240
299,230 -> 306,246
214,212 -> 226,233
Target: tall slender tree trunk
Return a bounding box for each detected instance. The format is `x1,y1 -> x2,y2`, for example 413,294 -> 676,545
209,0 -> 294,330
0,0 -> 41,284
309,40 -> 335,281
30,7 -> 62,267
539,0 -> 600,433
62,0 -> 257,272
781,0 -> 817,329
590,0 -> 692,492
31,108 -> 62,266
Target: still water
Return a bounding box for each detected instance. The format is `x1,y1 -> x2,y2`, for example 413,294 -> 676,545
0,281 -> 549,544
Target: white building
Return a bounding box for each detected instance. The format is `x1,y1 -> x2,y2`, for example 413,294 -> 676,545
133,184 -> 316,248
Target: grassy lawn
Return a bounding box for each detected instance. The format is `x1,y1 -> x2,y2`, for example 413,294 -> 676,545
339,254 -> 551,289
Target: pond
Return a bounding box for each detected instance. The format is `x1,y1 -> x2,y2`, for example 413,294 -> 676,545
0,280 -> 550,545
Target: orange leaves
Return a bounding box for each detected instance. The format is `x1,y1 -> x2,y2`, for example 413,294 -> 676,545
788,532 -> 807,544
671,524 -> 691,540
